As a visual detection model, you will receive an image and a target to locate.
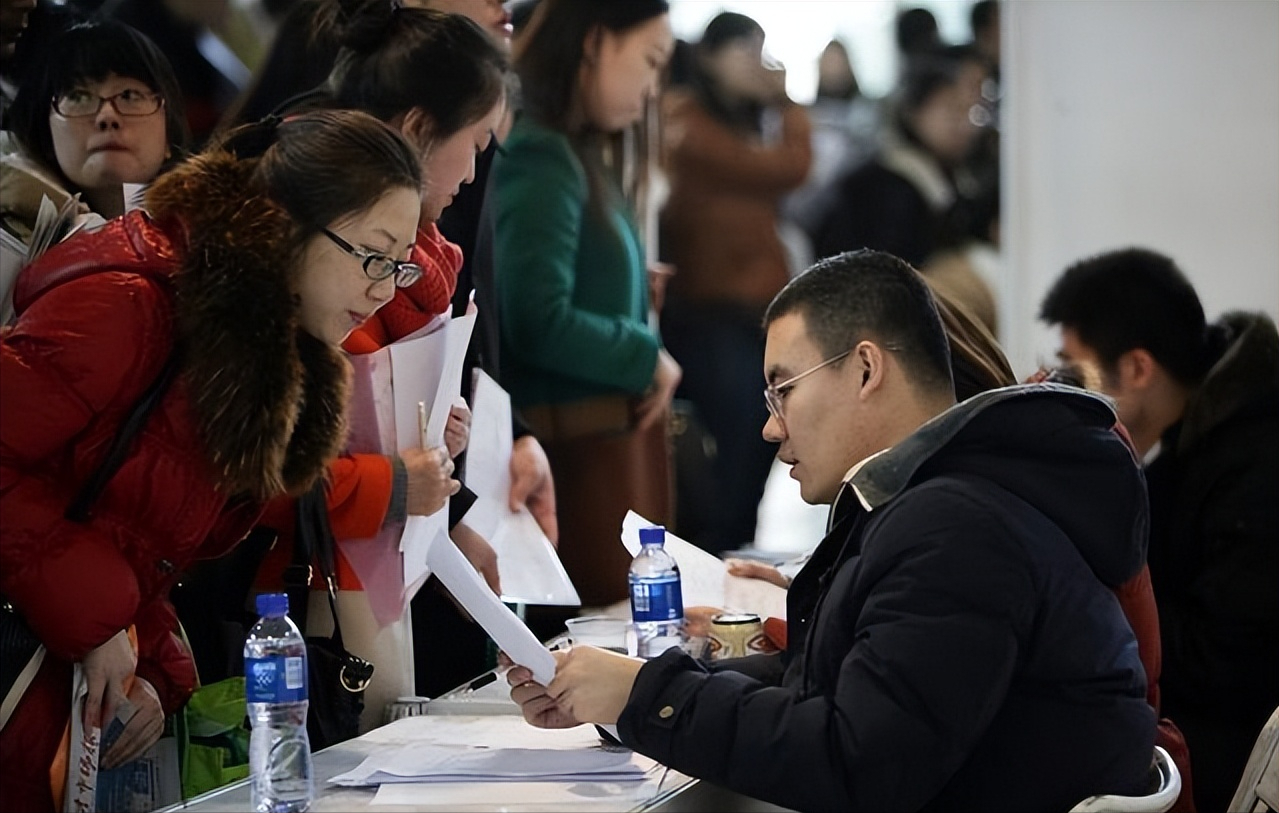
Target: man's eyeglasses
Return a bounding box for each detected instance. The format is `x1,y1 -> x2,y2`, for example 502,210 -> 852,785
321,228 -> 423,288
764,349 -> 854,426
52,88 -> 164,118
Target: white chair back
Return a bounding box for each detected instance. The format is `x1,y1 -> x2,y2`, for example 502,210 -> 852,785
1069,746 -> 1181,813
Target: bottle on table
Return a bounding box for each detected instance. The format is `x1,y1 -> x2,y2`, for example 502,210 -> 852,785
245,592 -> 314,813
628,525 -> 685,659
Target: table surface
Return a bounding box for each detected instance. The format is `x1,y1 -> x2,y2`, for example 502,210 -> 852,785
158,671 -> 706,813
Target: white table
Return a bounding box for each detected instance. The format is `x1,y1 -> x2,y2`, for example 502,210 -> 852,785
157,671 -> 795,813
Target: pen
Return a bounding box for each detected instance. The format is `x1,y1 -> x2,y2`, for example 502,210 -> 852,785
417,400 -> 428,449
464,671 -> 497,694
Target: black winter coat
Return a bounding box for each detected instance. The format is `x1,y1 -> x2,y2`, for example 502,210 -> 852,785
1144,312 -> 1279,811
618,386 -> 1157,812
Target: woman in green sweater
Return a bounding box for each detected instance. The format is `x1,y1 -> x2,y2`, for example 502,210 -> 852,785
494,0 -> 678,606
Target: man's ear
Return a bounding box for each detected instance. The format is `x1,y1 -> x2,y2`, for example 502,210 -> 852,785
1117,348 -> 1158,391
856,341 -> 887,398
582,25 -> 604,66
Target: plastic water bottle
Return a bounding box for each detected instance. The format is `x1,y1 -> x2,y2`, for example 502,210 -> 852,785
629,526 -> 685,658
245,593 -> 314,813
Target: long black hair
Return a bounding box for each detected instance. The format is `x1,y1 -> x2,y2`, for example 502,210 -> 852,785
9,18 -> 190,192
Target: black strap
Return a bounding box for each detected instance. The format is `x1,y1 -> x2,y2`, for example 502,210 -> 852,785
65,355 -> 180,523
285,481 -> 349,652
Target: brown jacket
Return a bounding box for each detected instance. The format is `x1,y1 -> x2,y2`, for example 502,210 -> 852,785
660,90 -> 811,308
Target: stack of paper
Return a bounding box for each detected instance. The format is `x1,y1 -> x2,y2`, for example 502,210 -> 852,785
330,743 -> 645,786
463,370 -> 579,606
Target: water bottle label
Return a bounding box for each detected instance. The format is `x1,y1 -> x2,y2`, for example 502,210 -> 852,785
629,575 -> 683,622
246,655 -> 307,703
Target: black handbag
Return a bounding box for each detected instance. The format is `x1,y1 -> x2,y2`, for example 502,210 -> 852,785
1,355 -> 179,729
284,482 -> 374,751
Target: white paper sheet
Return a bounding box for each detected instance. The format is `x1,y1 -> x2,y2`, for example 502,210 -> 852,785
425,523 -> 557,685
621,512 -> 788,620
334,743 -> 642,786
463,371 -> 579,606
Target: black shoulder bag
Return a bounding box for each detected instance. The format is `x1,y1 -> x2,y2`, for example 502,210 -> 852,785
1,355 -> 179,729
284,482 -> 374,750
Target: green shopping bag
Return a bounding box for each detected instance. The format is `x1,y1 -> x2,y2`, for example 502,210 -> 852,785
176,677 -> 250,798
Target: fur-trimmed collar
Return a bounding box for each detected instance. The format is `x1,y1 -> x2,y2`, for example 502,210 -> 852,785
1180,311 -> 1279,452
146,150 -> 351,500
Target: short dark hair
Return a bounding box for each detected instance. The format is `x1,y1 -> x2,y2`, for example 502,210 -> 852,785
9,19 -> 190,193
515,0 -> 668,134
699,12 -> 763,53
896,7 -> 940,56
765,250 -> 955,396
1039,247 -> 1210,386
331,5 -> 508,142
214,108 -> 421,244
971,0 -> 999,37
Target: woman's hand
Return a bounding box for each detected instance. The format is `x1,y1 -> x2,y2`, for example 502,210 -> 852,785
636,349 -> 681,432
726,559 -> 792,589
452,522 -> 501,595
100,678 -> 164,770
509,435 -> 558,546
400,446 -> 460,516
444,399 -> 471,458
647,262 -> 675,314
81,628 -> 136,731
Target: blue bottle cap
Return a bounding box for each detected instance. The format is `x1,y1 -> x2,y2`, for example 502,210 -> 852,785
638,525 -> 666,546
256,592 -> 289,618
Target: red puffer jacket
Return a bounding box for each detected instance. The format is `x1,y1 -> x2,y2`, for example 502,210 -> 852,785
0,152 -> 351,812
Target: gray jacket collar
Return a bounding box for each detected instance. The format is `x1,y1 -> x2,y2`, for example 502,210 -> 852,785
828,383 -> 1117,531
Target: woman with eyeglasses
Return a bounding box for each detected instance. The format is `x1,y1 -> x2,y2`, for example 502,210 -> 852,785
0,108 -> 423,811
241,0 -> 511,724
1,18 -> 188,323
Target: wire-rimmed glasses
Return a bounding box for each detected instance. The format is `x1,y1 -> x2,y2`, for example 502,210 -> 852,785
321,228 -> 423,288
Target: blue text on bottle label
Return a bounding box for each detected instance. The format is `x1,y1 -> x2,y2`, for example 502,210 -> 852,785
246,655 -> 307,703
629,575 -> 683,622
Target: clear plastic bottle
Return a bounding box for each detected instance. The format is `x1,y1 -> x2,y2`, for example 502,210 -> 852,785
628,526 -> 685,658
244,593 -> 314,813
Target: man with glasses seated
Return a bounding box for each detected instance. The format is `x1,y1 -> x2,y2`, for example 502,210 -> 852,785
506,249 -> 1157,812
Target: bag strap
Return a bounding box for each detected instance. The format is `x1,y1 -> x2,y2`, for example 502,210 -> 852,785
65,354 -> 180,523
286,481 -> 349,651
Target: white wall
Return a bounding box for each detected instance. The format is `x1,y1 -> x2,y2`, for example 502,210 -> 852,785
1002,0 -> 1279,376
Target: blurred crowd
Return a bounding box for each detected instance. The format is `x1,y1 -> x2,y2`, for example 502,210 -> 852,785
0,2 -> 1274,812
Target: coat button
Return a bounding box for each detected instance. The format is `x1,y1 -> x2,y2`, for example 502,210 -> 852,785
157,559 -> 175,574
658,706 -> 674,719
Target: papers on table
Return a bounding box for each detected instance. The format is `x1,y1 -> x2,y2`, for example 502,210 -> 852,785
463,371 -> 579,606
333,743 -> 643,786
330,716 -> 661,803
422,518 -> 557,686
621,511 -> 788,620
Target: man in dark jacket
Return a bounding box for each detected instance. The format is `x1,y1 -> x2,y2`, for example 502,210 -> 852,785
506,250 -> 1156,812
1041,247 -> 1279,812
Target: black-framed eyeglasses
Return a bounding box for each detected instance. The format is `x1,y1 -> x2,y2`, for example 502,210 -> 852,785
321,228 -> 423,288
52,88 -> 164,118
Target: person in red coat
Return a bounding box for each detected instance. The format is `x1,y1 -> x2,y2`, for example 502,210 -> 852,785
0,108 -> 424,813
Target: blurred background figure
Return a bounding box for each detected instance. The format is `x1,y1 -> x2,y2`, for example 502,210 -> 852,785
812,52 -> 995,330
895,6 -> 941,72
784,38 -> 879,242
79,0 -> 251,146
494,0 -> 678,607
659,11 -> 810,555
2,17 -> 189,322
0,0 -> 36,60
